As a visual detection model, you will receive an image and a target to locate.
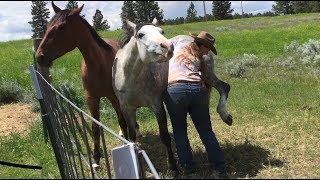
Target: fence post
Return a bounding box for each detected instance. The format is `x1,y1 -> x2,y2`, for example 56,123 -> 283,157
32,38 -> 49,143
29,65 -> 67,179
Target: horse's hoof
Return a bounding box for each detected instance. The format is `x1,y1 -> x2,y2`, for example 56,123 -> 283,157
168,169 -> 180,178
92,163 -> 99,172
168,161 -> 178,172
223,115 -> 233,126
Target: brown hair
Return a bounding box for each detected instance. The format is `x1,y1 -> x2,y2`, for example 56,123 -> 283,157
185,41 -> 202,58
174,42 -> 203,66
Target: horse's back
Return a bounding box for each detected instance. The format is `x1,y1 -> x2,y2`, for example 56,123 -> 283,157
170,35 -> 194,43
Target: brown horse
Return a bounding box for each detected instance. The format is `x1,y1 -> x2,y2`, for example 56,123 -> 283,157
35,2 -> 129,168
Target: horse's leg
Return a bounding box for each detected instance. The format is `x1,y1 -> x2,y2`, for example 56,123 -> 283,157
153,104 -> 177,171
85,94 -> 101,168
210,75 -> 233,126
121,107 -> 138,142
118,122 -> 141,138
109,96 -> 129,140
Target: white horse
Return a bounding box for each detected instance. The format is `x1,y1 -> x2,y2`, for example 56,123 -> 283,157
112,18 -> 177,171
112,19 -> 233,171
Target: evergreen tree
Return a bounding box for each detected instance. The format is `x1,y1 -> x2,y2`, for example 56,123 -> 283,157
66,1 -> 78,9
28,1 -> 50,38
65,1 -> 85,18
212,1 -> 234,20
149,1 -> 164,24
272,1 -> 293,15
120,1 -> 137,28
292,1 -> 310,13
92,9 -> 110,31
309,1 -> 320,12
134,1 -> 164,24
186,2 -> 197,23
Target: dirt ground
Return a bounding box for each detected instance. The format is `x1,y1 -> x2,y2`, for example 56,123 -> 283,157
0,103 -> 38,136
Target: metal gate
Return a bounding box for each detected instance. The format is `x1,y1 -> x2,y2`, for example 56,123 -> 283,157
30,39 -> 160,179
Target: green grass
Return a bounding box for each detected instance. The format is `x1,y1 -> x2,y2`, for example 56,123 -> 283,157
1,13 -> 320,178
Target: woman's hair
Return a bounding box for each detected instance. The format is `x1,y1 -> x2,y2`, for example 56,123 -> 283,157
185,41 -> 203,58
174,41 -> 204,67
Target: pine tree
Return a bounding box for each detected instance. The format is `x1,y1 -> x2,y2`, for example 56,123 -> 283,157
92,9 -> 110,31
134,1 -> 164,24
186,2 -> 197,23
272,1 -> 293,15
65,1 -> 85,18
120,1 -> 137,28
292,1 -> 310,13
28,1 -> 50,38
212,1 -> 234,20
309,1 -> 320,12
150,1 -> 164,24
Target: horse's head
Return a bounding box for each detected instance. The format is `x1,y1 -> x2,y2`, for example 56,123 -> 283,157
124,18 -> 173,63
35,1 -> 84,68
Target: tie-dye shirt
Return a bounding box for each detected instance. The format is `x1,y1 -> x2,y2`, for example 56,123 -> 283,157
168,35 -> 202,84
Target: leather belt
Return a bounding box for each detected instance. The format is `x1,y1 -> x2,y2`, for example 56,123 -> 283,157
168,80 -> 203,86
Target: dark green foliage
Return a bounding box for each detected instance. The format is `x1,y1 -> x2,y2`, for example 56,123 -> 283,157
120,1 -> 164,27
272,1 -> 294,15
212,1 -> 234,20
292,1 -> 320,13
164,17 -> 185,25
92,9 -> 110,31
134,1 -> 164,24
308,1 -> 320,12
65,1 -> 85,18
186,2 -> 197,23
120,1 -> 137,28
65,1 -> 78,9
28,1 -> 50,38
292,1 -> 310,13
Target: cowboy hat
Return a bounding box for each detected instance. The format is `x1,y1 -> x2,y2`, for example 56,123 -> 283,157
189,31 -> 217,55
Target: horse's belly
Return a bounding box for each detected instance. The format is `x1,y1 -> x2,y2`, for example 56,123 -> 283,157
115,89 -> 160,108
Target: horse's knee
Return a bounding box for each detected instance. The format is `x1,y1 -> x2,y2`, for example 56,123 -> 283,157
220,81 -> 230,93
159,131 -> 172,146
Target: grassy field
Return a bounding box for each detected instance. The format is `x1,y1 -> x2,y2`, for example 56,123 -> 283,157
1,13 -> 320,178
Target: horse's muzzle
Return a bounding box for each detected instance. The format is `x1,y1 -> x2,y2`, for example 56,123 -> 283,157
35,52 -> 52,67
166,43 -> 174,59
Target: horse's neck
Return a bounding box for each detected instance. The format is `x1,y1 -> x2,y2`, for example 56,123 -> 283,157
77,28 -> 107,69
119,39 -> 145,80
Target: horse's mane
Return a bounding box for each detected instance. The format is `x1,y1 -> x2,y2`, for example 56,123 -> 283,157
49,9 -> 112,51
118,22 -> 156,48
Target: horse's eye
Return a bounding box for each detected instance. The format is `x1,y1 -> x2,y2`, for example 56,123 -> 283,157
161,30 -> 165,35
137,33 -> 144,39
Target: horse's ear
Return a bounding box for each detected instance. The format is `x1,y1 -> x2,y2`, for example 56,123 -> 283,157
52,1 -> 61,13
69,4 -> 84,17
152,18 -> 159,26
126,20 -> 136,29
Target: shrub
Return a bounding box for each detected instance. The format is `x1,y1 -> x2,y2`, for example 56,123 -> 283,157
226,61 -> 246,78
284,39 -> 320,67
278,57 -> 296,69
240,53 -> 260,68
0,78 -> 25,104
225,53 -> 260,78
57,81 -> 84,109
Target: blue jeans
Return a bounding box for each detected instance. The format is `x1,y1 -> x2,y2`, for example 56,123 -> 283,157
165,83 -> 225,171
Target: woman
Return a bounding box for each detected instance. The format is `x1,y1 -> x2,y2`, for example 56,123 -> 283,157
165,31 -> 227,176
